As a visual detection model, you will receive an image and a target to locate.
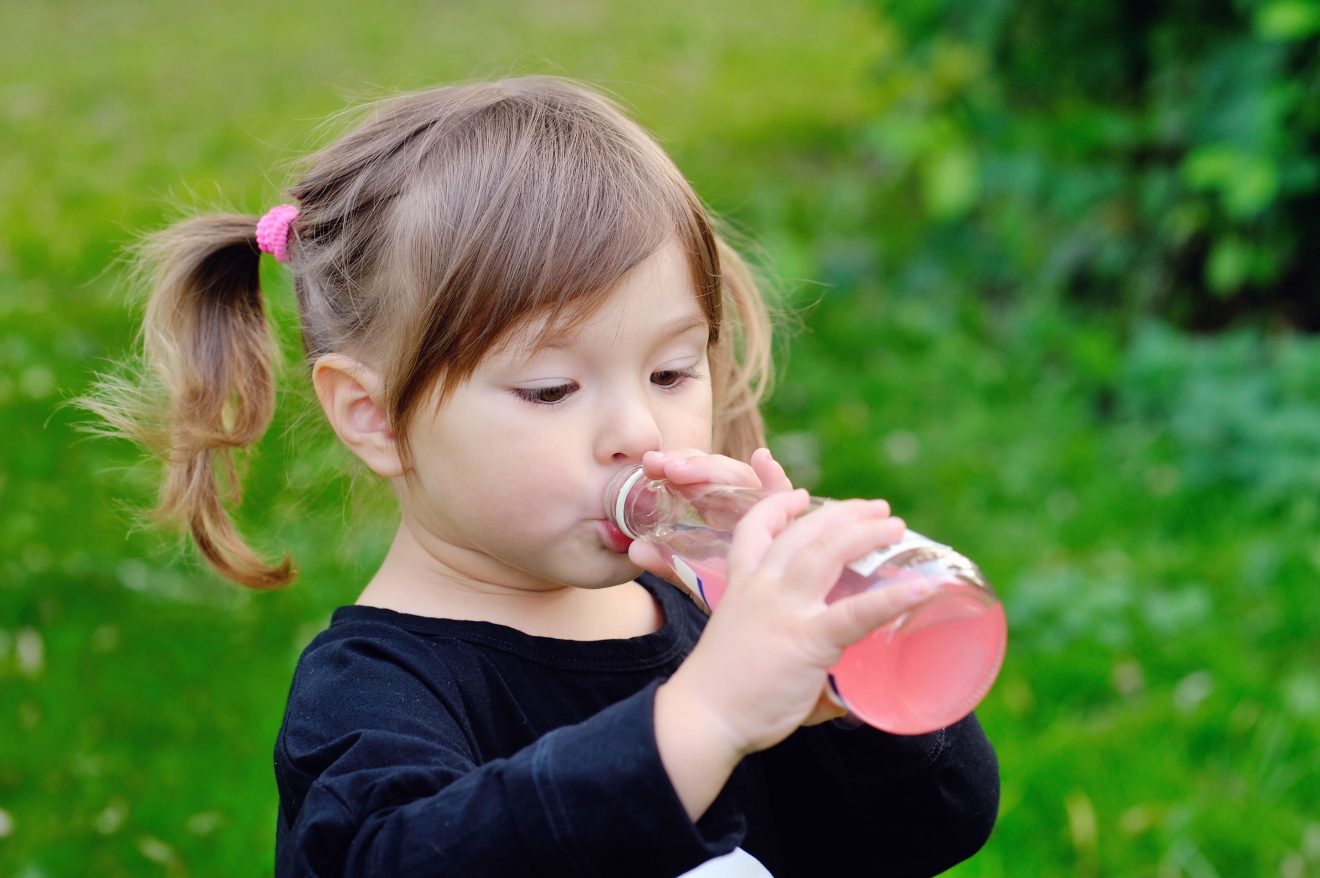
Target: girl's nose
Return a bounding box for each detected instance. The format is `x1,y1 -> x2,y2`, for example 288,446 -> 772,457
597,389 -> 662,464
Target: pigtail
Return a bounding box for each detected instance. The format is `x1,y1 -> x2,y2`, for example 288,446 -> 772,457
81,214 -> 295,589
710,235 -> 776,462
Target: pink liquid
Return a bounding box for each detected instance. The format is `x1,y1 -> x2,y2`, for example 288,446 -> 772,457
830,585 -> 1006,734
684,556 -> 730,609
679,556 -> 1006,735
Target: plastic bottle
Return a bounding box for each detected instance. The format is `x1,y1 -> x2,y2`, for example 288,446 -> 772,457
605,466 -> 1007,734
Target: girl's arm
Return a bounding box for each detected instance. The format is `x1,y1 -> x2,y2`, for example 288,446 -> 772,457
275,644 -> 741,877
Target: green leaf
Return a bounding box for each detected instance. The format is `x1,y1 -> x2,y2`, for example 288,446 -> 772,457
920,146 -> 979,219
1207,236 -> 1253,295
1256,0 -> 1320,40
1182,146 -> 1280,219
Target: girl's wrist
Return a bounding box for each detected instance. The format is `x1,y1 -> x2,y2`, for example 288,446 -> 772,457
653,674 -> 745,821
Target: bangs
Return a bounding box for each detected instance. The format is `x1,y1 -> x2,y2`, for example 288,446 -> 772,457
383,89 -> 722,430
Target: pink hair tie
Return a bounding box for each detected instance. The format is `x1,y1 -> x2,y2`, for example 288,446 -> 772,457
255,204 -> 299,263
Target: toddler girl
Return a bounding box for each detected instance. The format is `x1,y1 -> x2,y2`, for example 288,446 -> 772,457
93,76 -> 998,876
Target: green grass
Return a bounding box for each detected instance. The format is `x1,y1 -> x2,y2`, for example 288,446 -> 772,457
4,1 -> 1319,875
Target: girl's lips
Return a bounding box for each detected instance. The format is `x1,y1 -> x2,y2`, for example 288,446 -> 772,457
599,519 -> 634,554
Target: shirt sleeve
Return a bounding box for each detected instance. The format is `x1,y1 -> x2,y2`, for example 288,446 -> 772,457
740,712 -> 999,876
274,638 -> 743,877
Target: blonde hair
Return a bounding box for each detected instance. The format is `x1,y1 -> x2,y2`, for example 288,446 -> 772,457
83,76 -> 776,589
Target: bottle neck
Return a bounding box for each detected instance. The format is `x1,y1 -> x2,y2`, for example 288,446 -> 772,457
606,466 -> 688,541
605,465 -> 769,542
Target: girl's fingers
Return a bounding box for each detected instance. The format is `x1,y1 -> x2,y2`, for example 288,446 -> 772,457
725,488 -> 813,582
640,449 -> 696,480
749,447 -> 794,493
816,575 -> 935,649
785,514 -> 906,598
628,539 -> 676,582
667,456 -> 758,489
758,501 -> 905,592
643,449 -> 762,490
727,493 -> 904,597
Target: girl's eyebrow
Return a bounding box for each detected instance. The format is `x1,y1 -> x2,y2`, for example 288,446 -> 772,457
657,313 -> 711,340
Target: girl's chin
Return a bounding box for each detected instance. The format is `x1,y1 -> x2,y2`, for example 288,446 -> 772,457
572,556 -> 645,591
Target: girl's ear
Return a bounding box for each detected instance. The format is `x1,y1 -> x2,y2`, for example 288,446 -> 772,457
312,354 -> 404,478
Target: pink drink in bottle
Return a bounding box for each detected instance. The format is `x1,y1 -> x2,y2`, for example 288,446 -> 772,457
605,467 -> 1007,735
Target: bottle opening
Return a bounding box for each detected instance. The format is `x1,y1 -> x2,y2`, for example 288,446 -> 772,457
604,466 -> 648,540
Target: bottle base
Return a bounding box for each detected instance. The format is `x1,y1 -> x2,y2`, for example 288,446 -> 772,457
829,584 -> 1007,735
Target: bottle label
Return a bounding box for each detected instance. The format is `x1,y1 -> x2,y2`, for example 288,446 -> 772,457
670,556 -> 711,613
825,675 -> 849,711
845,530 -> 942,578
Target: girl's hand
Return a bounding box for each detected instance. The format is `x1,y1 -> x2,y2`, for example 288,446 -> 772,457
629,447 -> 849,727
639,446 -> 794,494
627,446 -> 792,584
659,490 -> 928,761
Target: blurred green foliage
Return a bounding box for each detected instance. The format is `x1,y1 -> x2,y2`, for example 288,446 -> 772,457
859,0 -> 1320,328
2,1 -> 1319,876
1121,322 -> 1320,507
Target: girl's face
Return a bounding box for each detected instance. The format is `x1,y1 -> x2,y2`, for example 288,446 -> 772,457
400,238 -> 714,593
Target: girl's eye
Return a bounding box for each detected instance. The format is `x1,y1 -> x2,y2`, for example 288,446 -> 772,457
652,367 -> 699,388
514,383 -> 576,405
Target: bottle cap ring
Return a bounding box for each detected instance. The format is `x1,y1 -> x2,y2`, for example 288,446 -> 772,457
611,466 -> 648,540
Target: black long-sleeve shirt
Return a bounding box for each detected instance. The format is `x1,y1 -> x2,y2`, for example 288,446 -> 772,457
274,573 -> 999,876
